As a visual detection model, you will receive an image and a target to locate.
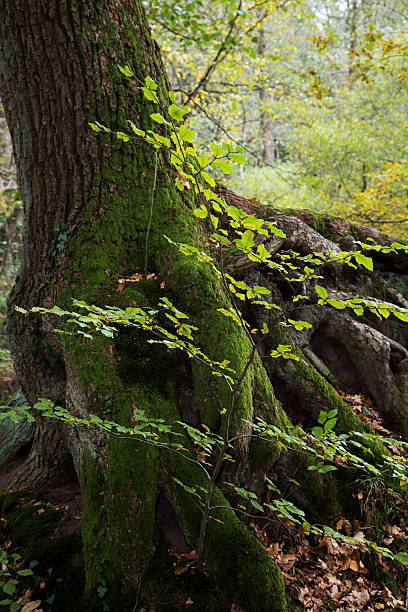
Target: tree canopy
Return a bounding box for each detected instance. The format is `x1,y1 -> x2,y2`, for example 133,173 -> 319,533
147,0 -> 408,236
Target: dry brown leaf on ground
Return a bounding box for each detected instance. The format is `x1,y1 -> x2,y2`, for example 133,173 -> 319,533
20,602 -> 42,612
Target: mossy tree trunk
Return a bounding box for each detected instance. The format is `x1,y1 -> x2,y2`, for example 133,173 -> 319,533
1,2 -> 408,611
0,2 -> 288,610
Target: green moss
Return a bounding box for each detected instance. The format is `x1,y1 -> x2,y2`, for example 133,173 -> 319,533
0,491 -> 63,554
260,205 -> 340,241
287,598 -> 304,612
1,490 -> 36,515
45,2 -> 291,607
260,321 -> 396,518
267,320 -> 385,446
205,504 -> 287,611
248,354 -> 291,478
0,491 -> 84,611
80,454 -> 107,606
32,535 -> 84,612
171,456 -> 288,612
140,538 -> 221,611
307,210 -> 329,236
74,319 -> 183,608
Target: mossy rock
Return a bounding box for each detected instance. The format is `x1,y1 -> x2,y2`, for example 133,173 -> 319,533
0,490 -> 85,611
0,490 -> 62,553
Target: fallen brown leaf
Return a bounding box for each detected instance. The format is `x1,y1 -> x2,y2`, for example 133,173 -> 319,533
21,601 -> 41,612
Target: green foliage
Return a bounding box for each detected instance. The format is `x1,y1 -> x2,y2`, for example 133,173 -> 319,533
0,489 -> 84,612
146,0 -> 408,237
3,394 -> 408,568
6,76 -> 408,576
0,549 -> 37,612
229,164 -> 315,209
3,47 -> 408,606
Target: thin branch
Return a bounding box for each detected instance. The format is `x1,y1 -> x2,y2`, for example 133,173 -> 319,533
145,148 -> 158,275
185,0 -> 243,102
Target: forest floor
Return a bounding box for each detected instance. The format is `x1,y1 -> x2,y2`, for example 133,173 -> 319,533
263,393 -> 408,611
1,395 -> 408,609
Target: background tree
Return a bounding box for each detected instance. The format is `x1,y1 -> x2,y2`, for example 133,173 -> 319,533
148,0 -> 408,236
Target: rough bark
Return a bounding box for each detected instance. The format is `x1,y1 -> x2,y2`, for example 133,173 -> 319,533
0,391 -> 34,483
1,2 -> 408,611
215,187 -> 408,512
0,2 -> 288,610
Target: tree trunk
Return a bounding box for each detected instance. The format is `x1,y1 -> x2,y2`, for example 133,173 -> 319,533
1,2 -> 408,611
0,2 -> 288,610
258,28 -> 276,165
347,0 -> 359,80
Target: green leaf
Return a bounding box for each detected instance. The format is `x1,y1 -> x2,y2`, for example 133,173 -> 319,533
318,465 -> 337,473
324,418 -> 337,432
236,230 -> 254,249
394,310 -> 408,322
152,133 -> 170,148
97,585 -> 108,599
177,125 -> 195,142
3,580 -> 17,595
209,143 -> 224,157
269,224 -> 286,238
212,233 -> 231,245
217,307 -> 241,325
88,121 -> 110,134
100,329 -> 114,337
118,65 -> 133,77
212,158 -> 233,174
229,152 -> 246,164
141,87 -> 158,103
127,121 -> 145,137
168,104 -> 189,121
175,178 -> 185,191
150,113 -> 168,125
15,306 -> 28,314
302,520 -> 311,533
201,171 -> 215,187
193,207 -> 208,219
256,243 -> 271,260
48,305 -> 69,316
327,298 -> 346,310
116,132 -> 129,142
354,252 -> 373,270
287,319 -> 312,331
311,426 -> 323,437
17,569 -> 33,576
145,76 -> 158,90
394,552 -> 408,564
315,285 -> 328,300
250,499 -> 264,512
